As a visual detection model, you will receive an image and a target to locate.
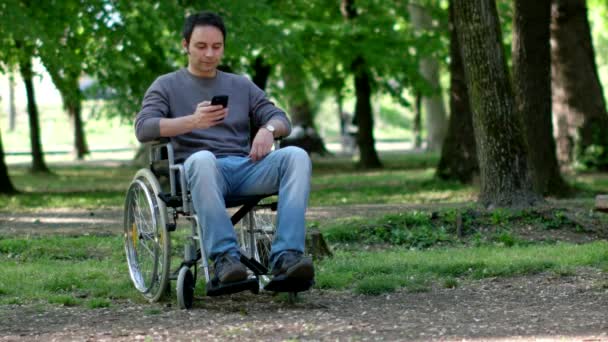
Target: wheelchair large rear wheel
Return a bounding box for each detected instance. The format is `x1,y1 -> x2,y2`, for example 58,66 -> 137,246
123,169 -> 171,302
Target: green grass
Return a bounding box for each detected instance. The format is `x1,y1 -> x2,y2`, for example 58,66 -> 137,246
2,150 -> 608,210
1,164 -> 137,210
316,241 -> 608,295
0,235 -> 137,305
0,230 -> 605,306
322,212 -> 454,248
318,207 -> 605,250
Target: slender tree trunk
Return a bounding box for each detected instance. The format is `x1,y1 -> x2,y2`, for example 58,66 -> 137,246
61,77 -> 89,160
42,60 -> 90,160
19,57 -> 50,173
437,0 -> 478,183
342,0 -> 382,169
337,91 -> 345,136
453,0 -> 541,208
0,129 -> 17,194
513,0 -> 570,196
551,0 -> 608,170
413,91 -> 422,149
281,64 -> 329,155
68,98 -> 89,160
408,2 -> 448,151
8,72 -> 17,132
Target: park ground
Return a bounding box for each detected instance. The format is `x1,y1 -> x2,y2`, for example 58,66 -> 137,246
0,200 -> 607,341
0,149 -> 607,341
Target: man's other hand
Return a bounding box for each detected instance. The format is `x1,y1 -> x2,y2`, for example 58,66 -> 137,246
249,128 -> 274,162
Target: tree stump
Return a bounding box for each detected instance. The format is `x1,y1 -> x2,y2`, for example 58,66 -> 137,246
595,195 -> 608,213
305,229 -> 333,260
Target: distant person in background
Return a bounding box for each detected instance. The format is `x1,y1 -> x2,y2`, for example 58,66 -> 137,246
340,111 -> 358,155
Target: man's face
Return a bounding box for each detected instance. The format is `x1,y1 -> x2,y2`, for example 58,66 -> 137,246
183,25 -> 224,77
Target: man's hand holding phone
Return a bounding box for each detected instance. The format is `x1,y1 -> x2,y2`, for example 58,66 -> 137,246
190,95 -> 229,130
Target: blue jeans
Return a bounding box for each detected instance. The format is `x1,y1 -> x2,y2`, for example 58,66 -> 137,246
184,146 -> 311,267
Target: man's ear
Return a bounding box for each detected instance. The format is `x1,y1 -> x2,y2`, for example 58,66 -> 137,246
182,40 -> 189,54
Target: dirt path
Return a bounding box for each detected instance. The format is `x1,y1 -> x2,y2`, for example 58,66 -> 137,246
0,203 -> 468,236
0,269 -> 606,341
0,198 -> 593,236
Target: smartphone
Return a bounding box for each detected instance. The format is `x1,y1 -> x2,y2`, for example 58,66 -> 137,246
211,95 -> 229,108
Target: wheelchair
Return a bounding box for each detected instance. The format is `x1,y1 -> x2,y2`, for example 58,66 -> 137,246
123,139 -> 312,309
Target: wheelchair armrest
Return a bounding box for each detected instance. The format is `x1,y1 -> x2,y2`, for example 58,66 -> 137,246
147,137 -> 170,144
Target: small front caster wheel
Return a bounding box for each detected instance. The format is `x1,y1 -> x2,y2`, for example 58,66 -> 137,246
177,266 -> 195,309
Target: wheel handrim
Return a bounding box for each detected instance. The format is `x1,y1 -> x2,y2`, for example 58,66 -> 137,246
123,173 -> 169,301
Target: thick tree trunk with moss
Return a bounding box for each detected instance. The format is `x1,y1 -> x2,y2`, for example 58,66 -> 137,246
408,2 -> 448,151
437,0 -> 478,183
19,56 -> 50,173
453,0 -> 541,207
0,130 -> 17,194
513,0 -> 570,196
342,0 -> 382,169
551,0 -> 608,170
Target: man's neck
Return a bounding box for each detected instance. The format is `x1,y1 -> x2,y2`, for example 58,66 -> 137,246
187,65 -> 217,78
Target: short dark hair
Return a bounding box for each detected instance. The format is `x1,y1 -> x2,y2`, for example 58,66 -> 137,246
183,11 -> 226,45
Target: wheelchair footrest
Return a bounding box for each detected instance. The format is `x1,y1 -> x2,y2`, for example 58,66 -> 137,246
206,277 -> 259,296
240,255 -> 268,276
264,275 -> 314,293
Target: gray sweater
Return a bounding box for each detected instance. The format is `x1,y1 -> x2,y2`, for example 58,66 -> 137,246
135,68 -> 291,161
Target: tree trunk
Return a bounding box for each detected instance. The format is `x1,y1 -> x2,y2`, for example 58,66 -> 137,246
283,70 -> 314,128
250,56 -> 272,140
8,72 -> 17,132
413,91 -> 422,149
551,0 -> 608,170
42,60 -> 90,161
353,57 -> 382,169
68,98 -> 89,160
0,129 -> 17,194
19,57 -> 50,173
437,0 -> 478,183
453,0 -> 541,208
342,0 -> 382,169
408,2 -> 448,151
252,56 -> 272,91
305,229 -> 333,260
281,65 -> 329,155
421,57 -> 448,151
337,91 -> 345,136
513,0 -> 570,196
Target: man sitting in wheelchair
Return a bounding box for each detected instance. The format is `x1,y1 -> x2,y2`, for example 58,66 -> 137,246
134,11 -> 314,293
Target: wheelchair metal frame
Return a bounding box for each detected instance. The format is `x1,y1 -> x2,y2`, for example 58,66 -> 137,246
125,139 -> 279,308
